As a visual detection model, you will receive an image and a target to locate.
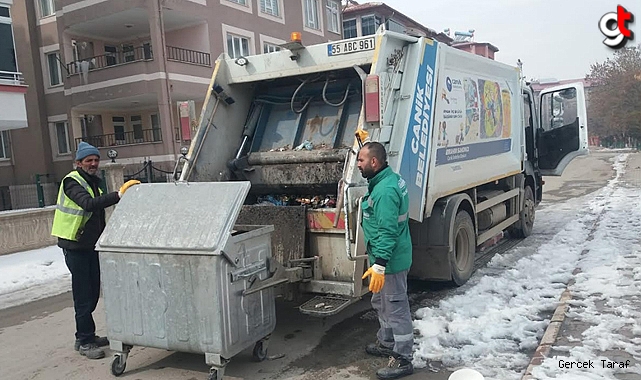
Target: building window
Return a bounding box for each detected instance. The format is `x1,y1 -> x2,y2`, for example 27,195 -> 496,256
263,43 -> 281,54
220,0 -> 252,13
39,0 -> 55,17
303,0 -> 320,30
226,33 -> 250,58
0,131 -> 10,159
113,117 -> 126,143
361,15 -> 381,36
55,122 -> 70,154
385,19 -> 405,33
343,19 -> 357,39
0,6 -> 9,17
104,45 -> 118,66
122,44 -> 135,62
151,114 -> 162,141
46,52 -> 61,86
131,115 -> 143,141
0,23 -> 17,73
260,0 -> 279,17
325,1 -> 340,33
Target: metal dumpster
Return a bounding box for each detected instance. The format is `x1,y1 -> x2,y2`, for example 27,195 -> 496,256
96,181 -> 276,380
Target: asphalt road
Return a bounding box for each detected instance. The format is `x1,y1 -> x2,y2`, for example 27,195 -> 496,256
0,149 -> 621,380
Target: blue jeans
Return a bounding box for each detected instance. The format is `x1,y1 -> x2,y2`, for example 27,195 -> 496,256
63,249 -> 101,345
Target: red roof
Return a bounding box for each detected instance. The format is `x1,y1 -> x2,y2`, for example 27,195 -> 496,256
451,41 -> 499,53
343,2 -> 385,12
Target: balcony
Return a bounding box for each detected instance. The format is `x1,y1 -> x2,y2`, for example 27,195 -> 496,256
66,45 -> 211,76
75,128 -> 162,148
0,71 -> 26,86
0,71 -> 28,131
66,45 -> 153,76
59,2 -> 207,32
167,46 -> 211,67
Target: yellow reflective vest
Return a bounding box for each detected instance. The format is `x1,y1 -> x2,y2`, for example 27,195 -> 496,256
51,171 -> 104,241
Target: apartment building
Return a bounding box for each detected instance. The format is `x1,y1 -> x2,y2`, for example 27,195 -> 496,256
342,2 -> 452,44
342,2 -> 499,60
4,0 -> 341,208
0,0 -> 29,209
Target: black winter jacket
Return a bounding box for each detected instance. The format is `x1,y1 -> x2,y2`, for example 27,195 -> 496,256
57,169 -> 120,251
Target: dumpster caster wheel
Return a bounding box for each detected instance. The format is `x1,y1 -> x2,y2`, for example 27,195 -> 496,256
208,368 -> 222,380
252,340 -> 268,362
111,355 -> 126,377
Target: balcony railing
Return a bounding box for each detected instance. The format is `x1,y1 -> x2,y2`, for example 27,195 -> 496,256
0,71 -> 26,85
167,46 -> 211,66
75,128 -> 162,148
66,45 -> 154,76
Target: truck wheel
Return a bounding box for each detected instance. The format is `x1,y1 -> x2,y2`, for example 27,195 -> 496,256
510,186 -> 535,238
450,211 -> 475,286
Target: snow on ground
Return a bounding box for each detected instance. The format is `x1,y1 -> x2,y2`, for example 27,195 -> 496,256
532,156 -> 641,379
1,153 -> 640,379
412,154 -> 641,380
0,245 -> 70,310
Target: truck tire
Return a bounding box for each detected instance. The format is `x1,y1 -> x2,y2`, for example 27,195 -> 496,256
509,186 -> 535,238
451,211 -> 475,286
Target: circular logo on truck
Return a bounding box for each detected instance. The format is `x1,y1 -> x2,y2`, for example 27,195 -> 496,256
446,77 -> 453,92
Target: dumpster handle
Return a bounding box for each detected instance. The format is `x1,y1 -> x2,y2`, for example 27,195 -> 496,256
230,260 -> 267,282
343,182 -> 355,261
343,183 -> 368,262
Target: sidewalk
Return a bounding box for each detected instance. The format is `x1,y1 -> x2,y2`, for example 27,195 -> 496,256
523,153 -> 641,380
0,245 -> 69,310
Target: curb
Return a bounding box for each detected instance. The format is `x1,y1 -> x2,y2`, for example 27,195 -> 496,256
520,288 -> 572,380
521,150 -> 625,379
521,234 -> 600,379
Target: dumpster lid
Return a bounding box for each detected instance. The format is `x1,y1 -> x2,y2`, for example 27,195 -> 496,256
97,181 -> 251,254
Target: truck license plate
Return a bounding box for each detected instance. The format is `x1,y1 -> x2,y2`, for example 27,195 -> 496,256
327,37 -> 375,56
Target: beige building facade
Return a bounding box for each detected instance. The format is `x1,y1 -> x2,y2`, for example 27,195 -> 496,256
3,0 -> 342,209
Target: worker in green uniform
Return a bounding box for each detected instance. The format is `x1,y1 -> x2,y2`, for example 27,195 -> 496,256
359,142 -> 414,379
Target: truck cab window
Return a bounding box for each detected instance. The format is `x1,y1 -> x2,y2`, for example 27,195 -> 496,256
540,88 -> 578,131
523,94 -> 532,128
537,87 -> 581,170
523,93 -> 535,161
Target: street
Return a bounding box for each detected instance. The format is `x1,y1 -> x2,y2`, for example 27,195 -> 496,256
0,149 -> 636,380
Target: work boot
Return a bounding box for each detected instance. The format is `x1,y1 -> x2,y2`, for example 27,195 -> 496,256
366,341 -> 395,358
376,356 -> 414,379
74,335 -> 109,351
78,343 -> 106,359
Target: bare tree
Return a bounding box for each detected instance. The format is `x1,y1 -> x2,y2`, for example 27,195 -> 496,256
586,45 -> 641,146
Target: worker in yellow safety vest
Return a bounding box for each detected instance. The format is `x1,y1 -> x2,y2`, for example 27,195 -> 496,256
51,141 -> 140,360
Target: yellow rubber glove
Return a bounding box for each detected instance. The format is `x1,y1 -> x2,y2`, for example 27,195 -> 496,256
118,180 -> 141,197
362,264 -> 386,293
355,129 -> 369,147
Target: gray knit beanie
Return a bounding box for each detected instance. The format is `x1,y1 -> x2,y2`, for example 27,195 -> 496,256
75,141 -> 100,161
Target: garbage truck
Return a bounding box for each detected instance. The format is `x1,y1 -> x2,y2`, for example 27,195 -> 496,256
97,27 -> 587,379
179,27 -> 587,306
